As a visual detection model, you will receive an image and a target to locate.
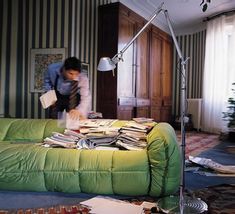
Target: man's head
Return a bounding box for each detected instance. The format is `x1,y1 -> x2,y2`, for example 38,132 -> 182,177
62,57 -> 81,80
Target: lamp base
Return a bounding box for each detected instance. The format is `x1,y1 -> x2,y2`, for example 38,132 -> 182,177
157,195 -> 208,214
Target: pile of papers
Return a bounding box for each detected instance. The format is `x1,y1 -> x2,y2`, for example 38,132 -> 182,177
132,117 -> 154,123
189,156 -> 235,177
43,130 -> 85,148
116,122 -> 154,151
42,119 -> 120,149
186,156 -> 235,176
42,119 -> 155,151
87,111 -> 103,119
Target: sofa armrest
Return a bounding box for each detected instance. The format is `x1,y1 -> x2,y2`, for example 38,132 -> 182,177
147,122 -> 181,196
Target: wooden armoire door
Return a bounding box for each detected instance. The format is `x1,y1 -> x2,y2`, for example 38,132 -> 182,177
150,28 -> 162,121
117,9 -> 136,120
135,23 -> 150,118
150,26 -> 172,122
97,4 -> 119,119
161,37 -> 173,122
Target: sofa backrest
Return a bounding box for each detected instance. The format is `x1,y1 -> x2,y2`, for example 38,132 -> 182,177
0,118 -> 64,141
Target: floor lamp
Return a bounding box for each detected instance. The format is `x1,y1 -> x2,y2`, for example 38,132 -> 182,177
97,3 -> 207,213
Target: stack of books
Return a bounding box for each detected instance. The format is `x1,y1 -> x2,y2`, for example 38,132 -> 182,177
132,117 -> 154,124
43,131 -> 82,148
116,122 -> 154,151
42,119 -> 155,150
88,111 -> 103,119
42,121 -> 120,149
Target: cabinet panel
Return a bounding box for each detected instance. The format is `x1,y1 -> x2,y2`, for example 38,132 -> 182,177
162,39 -> 172,109
150,106 -> 161,122
136,25 -> 149,99
150,27 -> 172,122
117,106 -> 134,120
136,107 -> 150,118
150,31 -> 162,121
160,107 -> 172,122
97,4 -> 119,118
117,13 -> 135,98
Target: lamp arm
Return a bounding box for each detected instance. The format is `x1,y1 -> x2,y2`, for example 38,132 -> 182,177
112,2 -> 164,63
163,10 -> 184,60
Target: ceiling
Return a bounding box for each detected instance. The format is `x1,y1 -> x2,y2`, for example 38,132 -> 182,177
111,0 -> 235,35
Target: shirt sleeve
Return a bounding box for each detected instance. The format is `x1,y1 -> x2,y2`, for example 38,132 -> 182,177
76,74 -> 91,118
43,62 -> 62,92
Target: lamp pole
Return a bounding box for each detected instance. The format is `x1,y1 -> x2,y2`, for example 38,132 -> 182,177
163,9 -> 188,211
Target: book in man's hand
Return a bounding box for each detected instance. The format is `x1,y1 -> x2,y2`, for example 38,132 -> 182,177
39,90 -> 57,109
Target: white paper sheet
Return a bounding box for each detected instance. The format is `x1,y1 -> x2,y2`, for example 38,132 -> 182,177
81,196 -> 143,214
57,111 -> 80,130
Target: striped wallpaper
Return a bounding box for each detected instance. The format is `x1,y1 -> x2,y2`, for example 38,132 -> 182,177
0,0 -> 111,118
172,30 -> 206,117
0,0 -> 206,119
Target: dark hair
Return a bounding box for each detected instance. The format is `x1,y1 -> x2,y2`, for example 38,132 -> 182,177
63,57 -> 81,72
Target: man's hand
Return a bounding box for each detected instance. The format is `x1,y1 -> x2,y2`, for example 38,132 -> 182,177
69,109 -> 86,120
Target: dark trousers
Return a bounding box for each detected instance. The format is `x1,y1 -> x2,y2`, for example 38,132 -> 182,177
49,92 -> 81,119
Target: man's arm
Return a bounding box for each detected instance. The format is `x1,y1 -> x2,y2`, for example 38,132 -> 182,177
43,62 -> 62,92
69,74 -> 91,120
76,74 -> 91,118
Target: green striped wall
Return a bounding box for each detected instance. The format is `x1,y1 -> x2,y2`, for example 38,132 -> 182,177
172,30 -> 206,117
0,0 -> 111,118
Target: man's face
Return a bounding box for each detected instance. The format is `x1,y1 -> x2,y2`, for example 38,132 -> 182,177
63,69 -> 80,80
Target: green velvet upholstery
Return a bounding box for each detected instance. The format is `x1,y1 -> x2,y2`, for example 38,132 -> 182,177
0,118 -> 180,196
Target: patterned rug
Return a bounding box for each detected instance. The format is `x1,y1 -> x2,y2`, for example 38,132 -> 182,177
0,205 -> 90,214
176,131 -> 220,157
193,184 -> 235,214
1,185 -> 234,214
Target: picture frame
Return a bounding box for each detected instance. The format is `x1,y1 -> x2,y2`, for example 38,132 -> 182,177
30,48 -> 66,92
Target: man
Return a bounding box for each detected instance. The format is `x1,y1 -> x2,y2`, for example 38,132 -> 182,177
43,57 -> 91,120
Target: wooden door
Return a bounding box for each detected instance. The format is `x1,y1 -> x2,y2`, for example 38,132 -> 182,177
117,11 -> 136,119
97,4 -> 119,119
150,27 -> 173,122
150,28 -> 162,121
161,37 -> 173,122
135,23 -> 150,118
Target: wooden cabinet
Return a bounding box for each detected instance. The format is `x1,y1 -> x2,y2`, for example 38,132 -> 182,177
97,2 -> 172,122
150,27 -> 173,122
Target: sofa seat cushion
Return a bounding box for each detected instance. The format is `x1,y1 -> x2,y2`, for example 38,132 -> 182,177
0,143 -> 150,195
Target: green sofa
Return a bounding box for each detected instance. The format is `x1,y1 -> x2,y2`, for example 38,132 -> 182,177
0,118 -> 180,197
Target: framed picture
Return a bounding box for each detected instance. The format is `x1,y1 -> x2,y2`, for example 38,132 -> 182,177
30,48 -> 66,92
